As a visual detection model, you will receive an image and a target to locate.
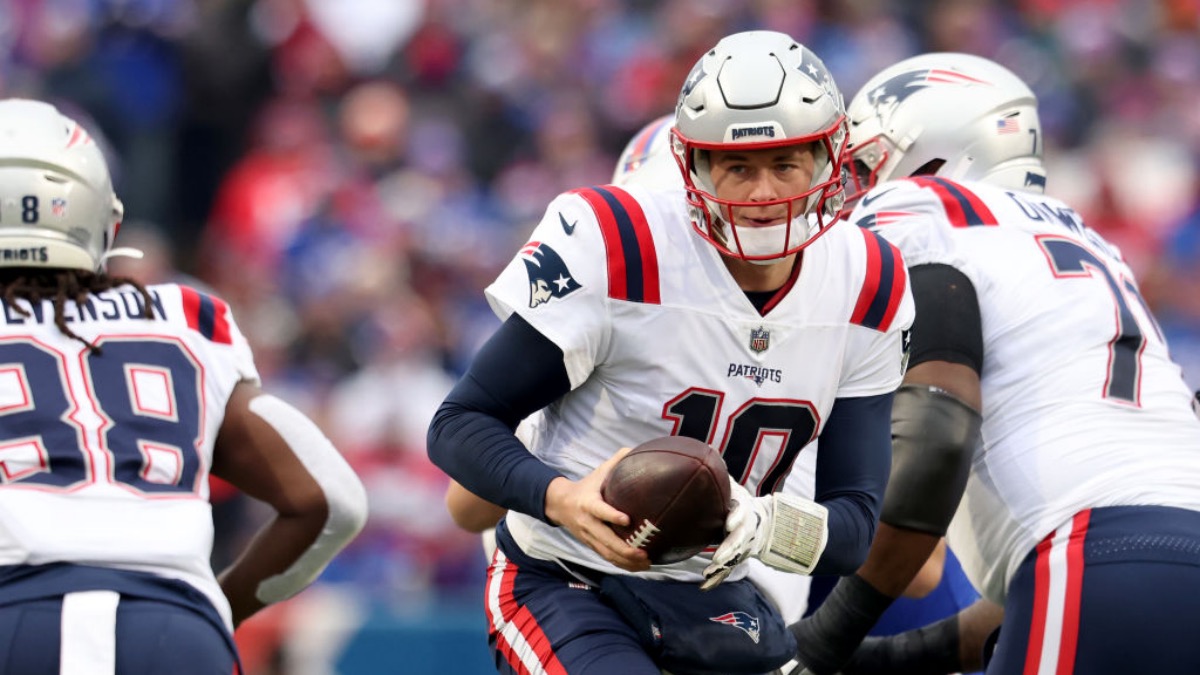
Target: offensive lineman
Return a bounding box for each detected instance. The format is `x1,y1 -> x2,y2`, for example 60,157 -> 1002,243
788,54 -> 1200,675
0,99 -> 368,673
428,31 -> 913,675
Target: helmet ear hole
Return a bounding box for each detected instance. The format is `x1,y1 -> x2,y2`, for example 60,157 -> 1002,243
911,159 -> 945,176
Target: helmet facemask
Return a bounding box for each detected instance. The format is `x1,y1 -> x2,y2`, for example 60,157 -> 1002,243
843,135 -> 894,208
672,31 -> 850,263
673,121 -> 846,263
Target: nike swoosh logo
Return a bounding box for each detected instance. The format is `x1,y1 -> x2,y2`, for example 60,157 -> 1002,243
559,212 -> 577,235
860,187 -> 896,207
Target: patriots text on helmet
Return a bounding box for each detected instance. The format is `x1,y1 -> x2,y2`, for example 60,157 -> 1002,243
730,126 -> 777,140
0,247 -> 48,263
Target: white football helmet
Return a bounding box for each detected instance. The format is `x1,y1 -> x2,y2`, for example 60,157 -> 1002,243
612,114 -> 681,190
672,31 -> 848,262
0,99 -> 124,272
844,52 -> 1047,204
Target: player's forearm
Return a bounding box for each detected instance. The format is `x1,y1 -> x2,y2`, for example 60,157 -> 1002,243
427,314 -> 573,524
445,480 -> 508,532
812,393 -> 894,575
857,523 -> 942,598
814,495 -> 878,575
218,510 -> 327,627
428,402 -> 563,523
957,599 -> 1004,669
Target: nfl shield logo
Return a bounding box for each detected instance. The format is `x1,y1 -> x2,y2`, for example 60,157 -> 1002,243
749,326 -> 770,353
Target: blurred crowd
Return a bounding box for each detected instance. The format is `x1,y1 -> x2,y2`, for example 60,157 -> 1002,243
3,0 -> 1199,671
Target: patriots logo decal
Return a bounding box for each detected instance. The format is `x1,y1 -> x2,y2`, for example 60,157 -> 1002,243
709,611 -> 761,644
868,68 -> 990,122
521,241 -> 581,308
855,211 -> 915,229
682,60 -> 706,97
797,48 -> 838,101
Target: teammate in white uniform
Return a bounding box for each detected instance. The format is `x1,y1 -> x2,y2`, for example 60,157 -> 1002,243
0,99 -> 369,674
428,31 -> 914,675
787,54 -> 1200,675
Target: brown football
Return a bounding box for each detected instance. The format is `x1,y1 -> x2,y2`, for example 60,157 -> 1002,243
600,436 -> 732,564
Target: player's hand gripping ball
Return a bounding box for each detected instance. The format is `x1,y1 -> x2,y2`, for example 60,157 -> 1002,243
600,436 -> 732,564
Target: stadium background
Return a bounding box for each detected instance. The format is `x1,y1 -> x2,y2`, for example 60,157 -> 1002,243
3,0 -> 1198,672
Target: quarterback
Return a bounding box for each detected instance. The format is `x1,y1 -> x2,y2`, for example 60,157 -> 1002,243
428,30 -> 913,675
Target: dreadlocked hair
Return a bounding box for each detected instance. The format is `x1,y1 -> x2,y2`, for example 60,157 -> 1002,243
0,269 -> 157,354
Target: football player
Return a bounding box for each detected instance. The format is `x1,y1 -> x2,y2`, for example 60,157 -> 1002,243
787,53 -> 1200,675
442,112 -> 681,560
0,99 -> 369,673
428,30 -> 914,674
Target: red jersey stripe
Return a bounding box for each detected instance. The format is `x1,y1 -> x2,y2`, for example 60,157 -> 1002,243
605,185 -> 660,304
179,286 -> 233,344
208,294 -> 232,345
910,176 -> 998,227
851,228 -> 907,331
570,186 -> 660,304
572,188 -> 628,301
179,286 -> 202,334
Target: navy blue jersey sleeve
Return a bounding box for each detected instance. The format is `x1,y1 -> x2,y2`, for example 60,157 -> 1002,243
908,263 -> 984,373
811,392 -> 894,575
427,314 -> 572,524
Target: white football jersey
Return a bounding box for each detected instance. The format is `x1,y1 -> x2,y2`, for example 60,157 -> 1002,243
486,184 -> 914,582
852,177 -> 1200,604
0,283 -> 259,628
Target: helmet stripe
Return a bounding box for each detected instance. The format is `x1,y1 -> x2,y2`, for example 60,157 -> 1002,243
65,124 -> 88,149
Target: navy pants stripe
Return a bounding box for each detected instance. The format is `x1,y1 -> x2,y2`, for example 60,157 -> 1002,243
988,505 -> 1200,674
486,521 -> 661,674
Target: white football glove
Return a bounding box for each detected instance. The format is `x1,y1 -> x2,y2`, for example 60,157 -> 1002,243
701,477 -> 830,591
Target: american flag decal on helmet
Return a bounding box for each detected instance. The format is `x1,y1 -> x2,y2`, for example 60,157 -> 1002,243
709,611 -> 761,644
996,113 -> 1021,134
